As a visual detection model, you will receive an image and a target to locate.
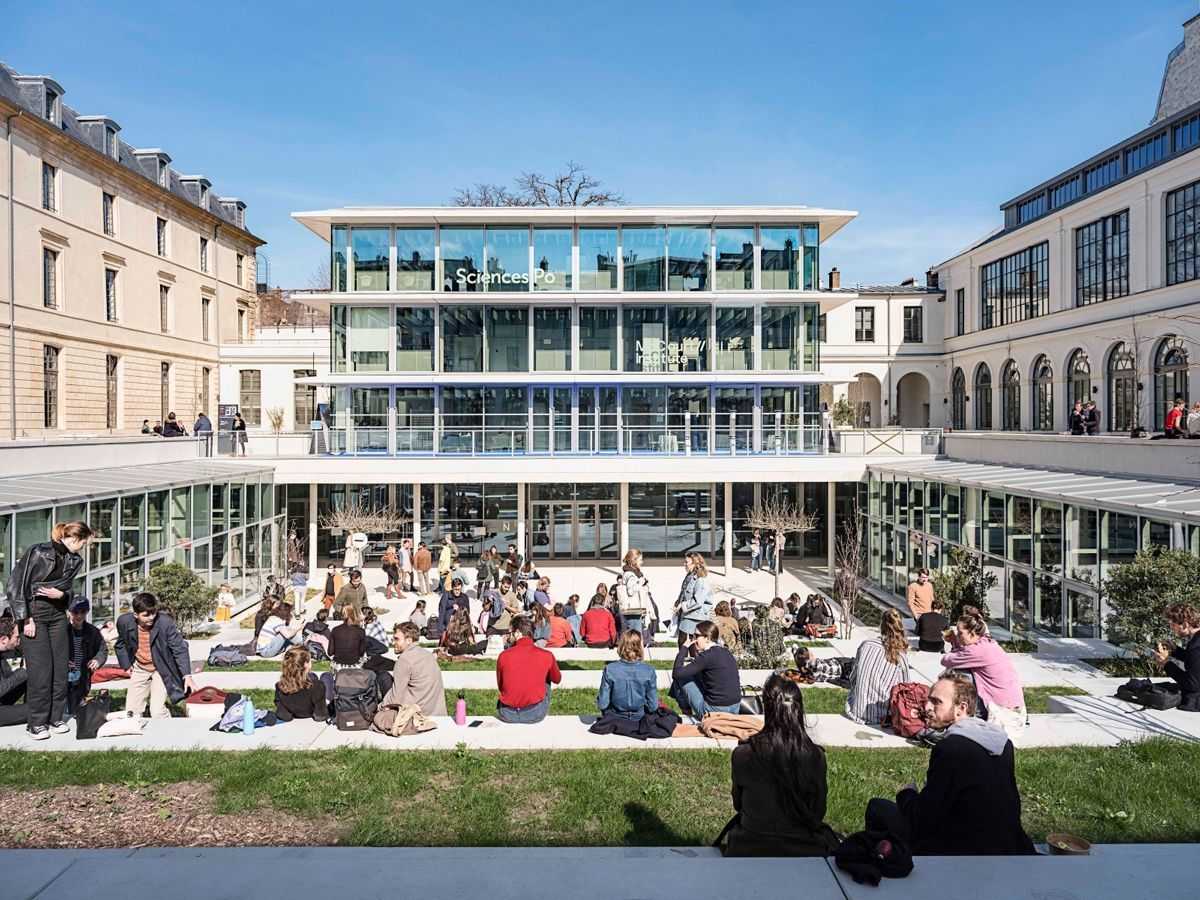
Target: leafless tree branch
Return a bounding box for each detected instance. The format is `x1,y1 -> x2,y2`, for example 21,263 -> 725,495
454,162 -> 624,207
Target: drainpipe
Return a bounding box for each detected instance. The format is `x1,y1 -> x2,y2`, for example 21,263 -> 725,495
5,110 -> 22,440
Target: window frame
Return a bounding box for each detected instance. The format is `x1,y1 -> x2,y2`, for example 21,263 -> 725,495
854,306 -> 875,342
902,306 -> 923,343
1075,209 -> 1129,305
106,354 -> 119,429
156,218 -> 168,257
41,162 -> 56,211
102,191 -> 116,236
42,246 -> 59,309
43,345 -> 60,429
159,284 -> 170,333
239,370 -> 262,427
1166,180 -> 1200,286
104,267 -> 118,322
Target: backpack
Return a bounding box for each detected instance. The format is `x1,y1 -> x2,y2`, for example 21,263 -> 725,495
1116,678 -> 1181,710
888,682 -> 930,738
305,636 -> 329,662
333,668 -> 379,731
207,645 -> 248,667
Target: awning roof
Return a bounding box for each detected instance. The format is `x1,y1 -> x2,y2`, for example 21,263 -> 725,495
0,460 -> 276,514
867,458 -> 1200,523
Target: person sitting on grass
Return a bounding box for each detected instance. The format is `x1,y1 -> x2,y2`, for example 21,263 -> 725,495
1153,602 -> 1200,711
114,592 -> 195,719
257,601 -> 303,658
864,673 -> 1035,856
408,599 -> 430,636
437,577 -> 469,636
546,603 -> 575,648
533,576 -> 552,608
328,603 -> 367,669
495,616 -> 561,724
442,608 -> 487,657
713,600 -> 742,652
792,646 -> 848,684
383,622 -> 447,716
273,646 -> 328,722
917,598 -> 950,653
844,609 -> 909,726
252,596 -> 277,641
597,630 -> 658,722
794,593 -> 836,638
361,605 -> 388,656
670,620 -> 741,721
0,618 -> 29,727
580,596 -> 618,649
941,611 -> 1026,737
530,602 -> 552,645
719,673 -> 838,857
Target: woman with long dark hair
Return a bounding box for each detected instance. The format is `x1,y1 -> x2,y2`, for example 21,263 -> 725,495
720,673 -> 838,856
6,521 -> 93,739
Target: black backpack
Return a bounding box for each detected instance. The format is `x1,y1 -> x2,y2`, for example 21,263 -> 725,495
1116,678 -> 1181,710
333,668 -> 378,731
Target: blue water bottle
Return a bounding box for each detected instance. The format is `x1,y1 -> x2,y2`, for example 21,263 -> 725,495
242,697 -> 256,735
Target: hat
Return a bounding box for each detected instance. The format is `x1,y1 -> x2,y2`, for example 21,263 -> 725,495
69,598 -> 90,613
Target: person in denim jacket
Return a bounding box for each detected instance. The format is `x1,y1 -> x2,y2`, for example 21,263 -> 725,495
597,630 -> 658,721
675,552 -> 716,647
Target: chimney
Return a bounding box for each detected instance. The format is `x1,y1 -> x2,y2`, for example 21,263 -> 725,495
926,269 -> 940,289
901,276 -> 916,287
828,267 -> 841,290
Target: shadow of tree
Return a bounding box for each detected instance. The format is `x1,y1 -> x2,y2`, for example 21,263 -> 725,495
622,801 -> 693,845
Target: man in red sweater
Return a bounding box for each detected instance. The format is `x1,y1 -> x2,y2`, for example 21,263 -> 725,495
496,617 -> 561,723
579,597 -> 618,648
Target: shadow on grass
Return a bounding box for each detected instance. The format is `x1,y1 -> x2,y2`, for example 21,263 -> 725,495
622,801 -> 693,845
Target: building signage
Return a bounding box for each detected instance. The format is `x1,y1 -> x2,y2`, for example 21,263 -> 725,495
635,338 -> 705,370
455,268 -> 558,287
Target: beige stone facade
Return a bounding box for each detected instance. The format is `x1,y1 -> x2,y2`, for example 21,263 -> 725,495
0,88 -> 264,438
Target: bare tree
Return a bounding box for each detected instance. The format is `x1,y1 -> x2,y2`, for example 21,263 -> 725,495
453,162 -> 624,207
832,510 -> 865,638
743,495 -> 819,598
318,502 -> 410,537
309,259 -> 331,291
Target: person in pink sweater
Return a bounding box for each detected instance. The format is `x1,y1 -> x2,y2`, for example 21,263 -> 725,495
940,611 -> 1025,737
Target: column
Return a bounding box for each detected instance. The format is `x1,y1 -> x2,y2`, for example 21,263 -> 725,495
307,481 -> 318,575
826,480 -> 836,577
723,480 -> 733,573
619,481 -> 630,558
517,482 -> 527,555
412,481 -> 422,545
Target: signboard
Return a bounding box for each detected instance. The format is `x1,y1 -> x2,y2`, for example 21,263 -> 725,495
218,403 -> 239,455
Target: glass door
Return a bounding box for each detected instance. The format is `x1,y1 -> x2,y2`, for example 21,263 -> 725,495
577,503 -> 599,558
598,502 -> 619,558
1008,567 -> 1030,636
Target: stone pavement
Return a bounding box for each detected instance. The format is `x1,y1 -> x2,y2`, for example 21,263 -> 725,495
9,845 -> 1198,900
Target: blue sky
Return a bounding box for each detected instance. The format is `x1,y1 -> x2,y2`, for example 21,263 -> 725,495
6,0 -> 1193,288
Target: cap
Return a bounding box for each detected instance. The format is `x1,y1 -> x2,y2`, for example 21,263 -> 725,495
69,598 -> 90,613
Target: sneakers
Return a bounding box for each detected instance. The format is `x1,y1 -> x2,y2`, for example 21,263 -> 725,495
50,720 -> 71,734
27,726 -> 49,741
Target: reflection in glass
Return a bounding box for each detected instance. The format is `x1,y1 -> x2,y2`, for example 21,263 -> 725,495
487,307 -> 529,371
715,227 -> 754,290
331,305 -> 347,373
761,305 -> 803,369
761,227 -> 800,290
396,307 -> 434,371
579,307 -> 617,370
486,227 -> 530,292
349,306 -> 389,372
90,499 -> 116,568
441,227 -> 484,292
485,386 -> 528,452
803,224 -> 819,291
331,225 -> 348,291
715,307 -> 752,370
534,307 -> 571,370
442,306 -> 483,372
622,388 -> 667,452
395,388 -> 434,452
578,228 -> 618,290
351,228 -> 389,291
395,228 -> 436,290
623,306 -> 667,372
120,494 -> 143,559
622,226 -> 665,291
352,388 -> 388,453
667,226 -> 710,291
668,305 -> 710,371
534,228 -> 572,290
715,388 -> 753,452
441,388 -> 482,454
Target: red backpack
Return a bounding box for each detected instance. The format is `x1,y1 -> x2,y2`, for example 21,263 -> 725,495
889,682 -> 929,737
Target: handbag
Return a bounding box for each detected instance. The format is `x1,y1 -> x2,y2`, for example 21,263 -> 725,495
75,690 -> 112,739
738,688 -> 763,716
1116,678 -> 1180,710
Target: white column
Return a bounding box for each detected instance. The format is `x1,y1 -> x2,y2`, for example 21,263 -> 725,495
826,480 -> 836,577
723,480 -> 734,573
412,481 -> 422,545
517,482 -> 527,555
307,481 -> 318,575
619,481 -> 629,558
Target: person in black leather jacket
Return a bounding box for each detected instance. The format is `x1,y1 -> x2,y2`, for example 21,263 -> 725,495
1154,603 -> 1200,711
4,521 -> 92,739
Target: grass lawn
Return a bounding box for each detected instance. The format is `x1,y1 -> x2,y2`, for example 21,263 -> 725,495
0,738 -> 1195,846
1082,657 -> 1160,677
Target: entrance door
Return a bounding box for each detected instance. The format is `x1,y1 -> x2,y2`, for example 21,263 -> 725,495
530,501 -> 620,559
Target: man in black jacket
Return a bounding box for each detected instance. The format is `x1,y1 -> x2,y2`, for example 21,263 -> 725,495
65,599 -> 107,716
1155,603 -> 1200,711
864,673 -> 1035,855
114,593 -> 194,718
0,618 -> 29,726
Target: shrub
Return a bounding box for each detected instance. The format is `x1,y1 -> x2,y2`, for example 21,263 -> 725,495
140,562 -> 218,633
931,546 -> 998,621
1103,549 -> 1200,659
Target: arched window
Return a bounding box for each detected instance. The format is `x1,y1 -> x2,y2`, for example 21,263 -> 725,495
1066,349 -> 1091,420
1108,342 -> 1137,432
951,368 -> 966,430
1032,355 -> 1054,431
1000,360 -> 1021,431
974,363 -> 992,430
1153,336 -> 1189,430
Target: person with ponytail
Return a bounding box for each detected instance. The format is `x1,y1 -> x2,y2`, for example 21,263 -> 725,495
718,673 -> 838,856
4,521 -> 93,739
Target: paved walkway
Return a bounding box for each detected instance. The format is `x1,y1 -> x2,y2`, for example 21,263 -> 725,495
10,845 -> 1198,900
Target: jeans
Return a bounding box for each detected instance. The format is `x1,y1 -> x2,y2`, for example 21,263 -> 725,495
750,552 -> 760,572
257,633 -> 295,658
24,601 -> 70,729
677,680 -> 740,719
624,614 -> 644,636
567,615 -> 582,644
497,686 -> 551,724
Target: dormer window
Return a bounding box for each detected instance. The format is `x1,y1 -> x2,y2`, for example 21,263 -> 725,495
44,89 -> 58,125
199,184 -> 208,208
104,127 -> 117,159
157,159 -> 168,187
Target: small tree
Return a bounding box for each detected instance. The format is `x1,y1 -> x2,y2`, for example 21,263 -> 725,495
833,514 -> 865,638
140,562 -> 218,633
931,546 -> 998,622
743,494 -> 819,597
831,397 -> 856,428
319,502 -> 410,538
1104,549 -> 1200,659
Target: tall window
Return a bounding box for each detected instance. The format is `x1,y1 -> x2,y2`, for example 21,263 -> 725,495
979,241 -> 1049,328
239,370 -> 262,426
237,308 -> 246,341
236,254 -> 244,286
200,367 -> 210,416
199,237 -> 208,273
104,268 -> 118,321
1167,179 -> 1200,285
1153,336 -> 1189,430
902,306 -> 923,342
44,89 -> 58,124
955,288 -> 965,336
159,285 -> 170,332
1107,343 -> 1137,432
1066,349 -> 1092,416
42,163 -> 56,211
156,218 -> 167,256
106,355 -> 118,429
104,127 -> 118,159
201,297 -> 210,341
160,362 -> 170,422
42,247 -> 58,308
974,364 -> 992,430
1075,210 -> 1129,305
1032,356 -> 1053,432
294,369 -> 317,429
951,368 -> 966,430
854,307 -> 875,342
102,192 -> 115,236
43,346 -> 59,428
1000,360 -> 1021,431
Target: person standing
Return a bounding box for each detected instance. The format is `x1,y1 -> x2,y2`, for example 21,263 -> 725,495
620,548 -> 659,639
475,548 -> 496,603
335,569 -> 368,610
437,535 -> 457,592
4,521 -> 93,739
380,545 -> 401,601
906,568 -> 934,623
749,530 -> 762,572
1068,401 -> 1086,436
65,599 -> 107,716
413,541 -> 433,596
232,412 -> 248,455
1083,400 -> 1101,435
1188,401 -> 1200,438
114,593 -> 196,719
321,563 -> 343,611
400,537 -> 415,592
762,531 -> 776,572
676,552 -> 715,648
193,411 -> 213,437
